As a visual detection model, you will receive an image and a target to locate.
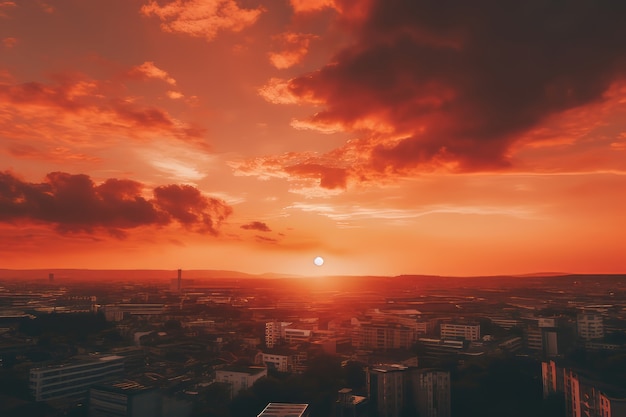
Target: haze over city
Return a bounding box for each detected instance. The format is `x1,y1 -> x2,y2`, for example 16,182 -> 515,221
1,0 -> 625,277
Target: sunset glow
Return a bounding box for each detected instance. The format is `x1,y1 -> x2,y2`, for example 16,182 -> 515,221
1,1 -> 625,276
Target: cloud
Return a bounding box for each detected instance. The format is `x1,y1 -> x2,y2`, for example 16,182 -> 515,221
284,163 -> 348,189
0,73 -> 208,154
263,0 -> 626,180
269,33 -> 318,69
241,221 -> 271,232
128,61 -> 177,85
0,171 -> 232,237
2,37 -> 17,48
141,0 -> 264,41
0,1 -> 16,18
289,0 -> 336,13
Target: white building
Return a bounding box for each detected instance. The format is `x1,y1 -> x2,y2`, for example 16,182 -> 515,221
577,313 -> 604,340
439,323 -> 480,341
215,365 -> 267,398
30,355 -> 125,401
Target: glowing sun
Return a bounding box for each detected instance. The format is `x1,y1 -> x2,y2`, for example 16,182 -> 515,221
313,256 -> 324,266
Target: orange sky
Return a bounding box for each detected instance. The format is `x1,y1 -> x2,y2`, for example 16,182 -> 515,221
1,0 -> 625,276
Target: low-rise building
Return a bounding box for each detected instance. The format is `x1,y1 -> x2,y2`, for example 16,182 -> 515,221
30,355 -> 125,402
215,365 -> 267,398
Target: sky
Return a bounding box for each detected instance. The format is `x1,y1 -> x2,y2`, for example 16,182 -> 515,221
0,0 -> 625,277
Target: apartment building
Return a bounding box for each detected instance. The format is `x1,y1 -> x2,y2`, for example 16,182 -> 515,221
439,323 -> 480,341
577,313 -> 604,340
415,369 -> 451,417
215,365 -> 267,398
30,354 -> 125,401
352,323 -> 416,350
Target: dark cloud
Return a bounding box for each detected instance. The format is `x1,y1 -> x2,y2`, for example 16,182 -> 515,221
284,163 -> 348,189
286,0 -> 626,173
0,171 -> 232,237
241,221 -> 272,232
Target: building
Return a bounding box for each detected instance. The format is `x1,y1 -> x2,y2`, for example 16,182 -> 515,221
258,346 -> 308,373
265,321 -> 291,348
415,369 -> 451,417
336,388 -> 368,417
542,361 -> 626,417
577,313 -> 604,340
367,364 -> 416,417
283,328 -> 312,345
417,338 -> 466,356
215,365 -> 267,398
103,304 -> 165,322
89,380 -> 158,417
352,323 -> 416,350
30,355 -> 125,402
439,323 -> 480,341
257,402 -> 309,417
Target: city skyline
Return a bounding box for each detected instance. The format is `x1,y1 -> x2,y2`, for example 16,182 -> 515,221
1,1 -> 625,277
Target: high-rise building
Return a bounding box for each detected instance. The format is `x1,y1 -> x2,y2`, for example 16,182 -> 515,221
415,369 -> 451,417
542,361 -> 626,417
367,364 -> 415,417
29,355 -> 125,402
577,313 -> 604,340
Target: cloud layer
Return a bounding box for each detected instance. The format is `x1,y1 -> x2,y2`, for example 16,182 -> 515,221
0,172 -> 232,237
253,0 -> 626,188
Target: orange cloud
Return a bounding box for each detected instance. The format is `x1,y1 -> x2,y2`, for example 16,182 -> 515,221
0,72 -> 208,156
2,37 -> 17,48
269,33 -> 319,69
0,171 -> 232,237
289,0 -> 336,13
141,0 -> 264,41
0,1 -> 16,18
128,61 -> 177,85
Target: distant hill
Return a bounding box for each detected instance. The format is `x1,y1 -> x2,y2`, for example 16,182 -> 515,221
0,269 -> 271,281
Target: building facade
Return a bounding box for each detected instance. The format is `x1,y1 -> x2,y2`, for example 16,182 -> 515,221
30,355 -> 125,402
215,365 -> 267,398
439,323 -> 480,341
415,369 -> 451,417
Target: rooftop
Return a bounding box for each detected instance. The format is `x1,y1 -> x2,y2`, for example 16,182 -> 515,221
257,403 -> 309,417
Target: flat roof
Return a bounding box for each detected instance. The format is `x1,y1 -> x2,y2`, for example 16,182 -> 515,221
217,365 -> 267,376
257,403 -> 309,417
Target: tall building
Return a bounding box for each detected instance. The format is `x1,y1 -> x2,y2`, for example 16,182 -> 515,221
215,365 -> 267,398
415,369 -> 451,417
89,380 -> 159,417
439,323 -> 480,341
265,321 -> 291,348
257,403 -> 310,417
577,313 -> 604,340
542,361 -> 626,417
367,364 -> 416,417
29,355 -> 125,402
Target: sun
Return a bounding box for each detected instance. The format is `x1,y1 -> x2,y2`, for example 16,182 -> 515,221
313,256 -> 324,266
